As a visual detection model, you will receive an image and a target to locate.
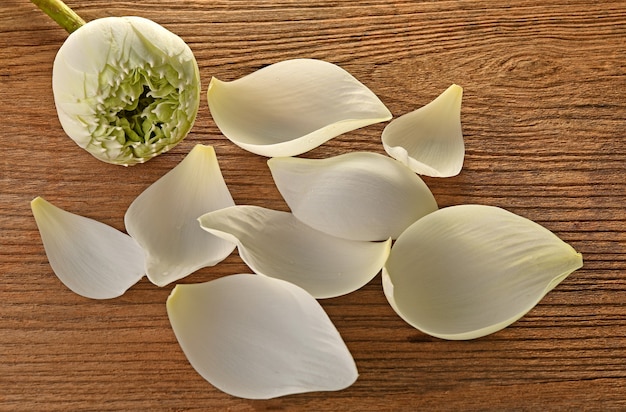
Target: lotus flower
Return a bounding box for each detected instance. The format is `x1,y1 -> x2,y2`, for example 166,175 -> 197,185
33,1 -> 200,165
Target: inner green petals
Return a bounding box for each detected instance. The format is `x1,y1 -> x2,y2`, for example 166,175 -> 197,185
95,64 -> 192,163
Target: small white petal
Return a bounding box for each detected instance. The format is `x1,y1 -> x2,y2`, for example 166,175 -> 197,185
207,59 -> 392,157
198,206 -> 391,298
30,197 -> 144,299
166,274 -> 358,399
125,145 -> 235,286
268,152 -> 438,241
383,205 -> 583,340
382,84 -> 464,177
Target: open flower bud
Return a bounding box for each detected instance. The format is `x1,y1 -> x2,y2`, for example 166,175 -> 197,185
52,16 -> 200,165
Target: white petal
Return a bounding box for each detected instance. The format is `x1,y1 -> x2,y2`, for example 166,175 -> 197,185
207,59 -> 392,157
383,205 -> 583,340
382,84 -> 464,177
125,145 -> 235,286
198,206 -> 391,298
30,197 -> 144,299
166,274 -> 358,399
268,152 -> 438,241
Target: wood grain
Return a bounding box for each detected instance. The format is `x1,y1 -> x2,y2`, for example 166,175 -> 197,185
1,0 -> 625,410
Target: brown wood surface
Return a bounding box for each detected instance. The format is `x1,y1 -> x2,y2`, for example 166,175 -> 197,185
1,0 -> 625,410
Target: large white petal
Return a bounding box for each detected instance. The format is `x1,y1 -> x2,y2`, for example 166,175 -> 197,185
166,274 -> 358,399
268,152 -> 438,241
207,59 -> 392,157
125,145 -> 235,286
382,84 -> 464,177
30,197 -> 144,299
198,206 -> 391,298
383,205 -> 583,340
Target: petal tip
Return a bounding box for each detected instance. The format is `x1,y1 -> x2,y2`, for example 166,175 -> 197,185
190,143 -> 216,157
450,83 -> 463,94
30,196 -> 45,209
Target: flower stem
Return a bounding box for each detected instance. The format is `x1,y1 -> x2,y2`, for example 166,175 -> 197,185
31,0 -> 86,34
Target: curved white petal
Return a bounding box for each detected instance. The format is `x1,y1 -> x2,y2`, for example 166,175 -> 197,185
198,206 -> 391,298
268,152 -> 438,241
166,274 -> 358,399
207,59 -> 392,157
382,84 -> 464,177
383,205 -> 583,340
125,145 -> 235,286
30,197 -> 144,299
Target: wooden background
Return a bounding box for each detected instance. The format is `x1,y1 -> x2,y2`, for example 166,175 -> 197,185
1,0 -> 625,410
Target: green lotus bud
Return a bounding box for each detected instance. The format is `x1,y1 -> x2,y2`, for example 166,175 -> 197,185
33,1 -> 200,165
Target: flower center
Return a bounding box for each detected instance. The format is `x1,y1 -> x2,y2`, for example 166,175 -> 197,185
85,57 -> 199,165
94,67 -> 186,161
114,85 -> 164,144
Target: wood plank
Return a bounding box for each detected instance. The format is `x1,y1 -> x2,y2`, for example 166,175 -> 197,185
1,0 -> 625,409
